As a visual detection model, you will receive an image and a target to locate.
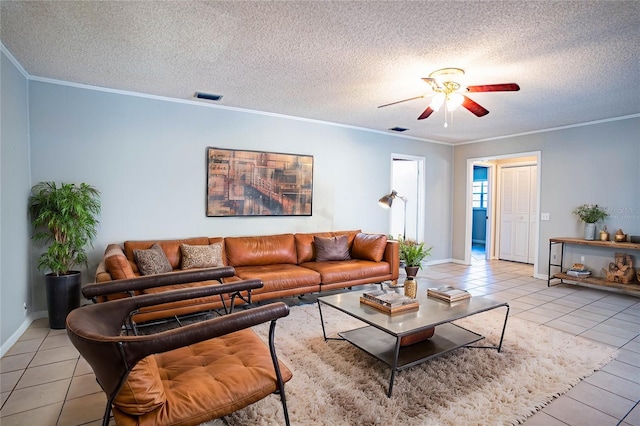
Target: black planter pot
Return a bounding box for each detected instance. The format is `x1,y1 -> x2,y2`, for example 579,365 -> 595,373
404,266 -> 420,279
45,271 -> 81,329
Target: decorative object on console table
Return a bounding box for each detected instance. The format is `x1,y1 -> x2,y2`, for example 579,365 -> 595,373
572,204 -> 609,240
427,286 -> 471,302
566,263 -> 591,278
603,252 -> 636,284
206,147 -> 313,217
614,228 -> 628,243
29,182 -> 101,329
360,289 -> 419,314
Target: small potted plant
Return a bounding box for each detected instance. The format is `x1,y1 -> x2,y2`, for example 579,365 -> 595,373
572,204 -> 608,240
29,182 -> 101,328
399,238 -> 432,278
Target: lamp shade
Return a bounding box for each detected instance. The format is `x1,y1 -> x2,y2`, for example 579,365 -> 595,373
446,93 -> 464,111
429,93 -> 445,112
378,190 -> 398,208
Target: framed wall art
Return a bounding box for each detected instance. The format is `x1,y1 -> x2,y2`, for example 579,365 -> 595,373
206,147 -> 313,217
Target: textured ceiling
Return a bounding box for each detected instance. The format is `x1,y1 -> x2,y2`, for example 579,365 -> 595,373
1,1 -> 639,144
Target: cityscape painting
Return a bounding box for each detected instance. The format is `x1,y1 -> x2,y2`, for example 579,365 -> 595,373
207,147 -> 313,217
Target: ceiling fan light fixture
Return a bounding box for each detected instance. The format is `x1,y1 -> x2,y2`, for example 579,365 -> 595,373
446,93 -> 464,111
429,67 -> 465,87
429,93 -> 445,111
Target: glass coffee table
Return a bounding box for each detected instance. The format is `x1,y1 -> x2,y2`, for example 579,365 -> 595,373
317,287 -> 509,397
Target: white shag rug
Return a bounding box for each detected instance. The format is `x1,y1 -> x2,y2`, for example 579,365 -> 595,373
204,303 -> 617,426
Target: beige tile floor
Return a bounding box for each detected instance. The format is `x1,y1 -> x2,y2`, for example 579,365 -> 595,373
1,257 -> 639,425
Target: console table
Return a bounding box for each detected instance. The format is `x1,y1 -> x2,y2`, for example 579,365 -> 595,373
548,237 -> 640,296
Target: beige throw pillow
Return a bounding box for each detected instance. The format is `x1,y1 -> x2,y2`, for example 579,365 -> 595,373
180,243 -> 223,269
133,244 -> 173,275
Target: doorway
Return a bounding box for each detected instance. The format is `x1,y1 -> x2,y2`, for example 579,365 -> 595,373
388,154 -> 425,242
471,165 -> 490,261
465,152 -> 541,270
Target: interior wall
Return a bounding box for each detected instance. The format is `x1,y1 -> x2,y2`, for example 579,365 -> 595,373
453,117 -> 640,278
26,80 -> 454,313
1,49 -> 32,349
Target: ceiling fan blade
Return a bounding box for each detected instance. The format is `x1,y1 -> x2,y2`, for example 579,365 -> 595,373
417,106 -> 435,120
462,96 -> 489,117
466,83 -> 520,92
378,95 -> 424,108
421,77 -> 440,90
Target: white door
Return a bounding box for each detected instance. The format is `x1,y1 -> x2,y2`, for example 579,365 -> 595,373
499,165 -> 537,263
390,156 -> 424,242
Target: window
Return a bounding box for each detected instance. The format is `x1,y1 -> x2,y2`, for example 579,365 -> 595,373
472,181 -> 488,208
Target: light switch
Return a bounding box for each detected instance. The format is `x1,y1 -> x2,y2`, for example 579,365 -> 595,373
541,213 -> 550,221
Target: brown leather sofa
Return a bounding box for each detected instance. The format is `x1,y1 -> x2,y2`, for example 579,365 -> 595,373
92,230 -> 398,322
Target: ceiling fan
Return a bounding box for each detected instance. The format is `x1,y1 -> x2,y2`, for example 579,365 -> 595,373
378,68 -> 520,122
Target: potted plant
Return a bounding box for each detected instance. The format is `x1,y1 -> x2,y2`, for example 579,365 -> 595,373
572,204 -> 608,240
399,238 -> 432,278
29,182 -> 101,328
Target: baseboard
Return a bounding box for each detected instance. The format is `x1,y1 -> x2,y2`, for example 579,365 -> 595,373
426,258 -> 455,266
1,310 -> 48,358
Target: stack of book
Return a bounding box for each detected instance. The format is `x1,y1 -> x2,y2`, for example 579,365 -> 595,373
427,286 -> 471,302
566,263 -> 591,278
359,290 -> 419,314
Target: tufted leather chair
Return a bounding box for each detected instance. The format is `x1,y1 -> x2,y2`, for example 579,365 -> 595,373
66,268 -> 292,426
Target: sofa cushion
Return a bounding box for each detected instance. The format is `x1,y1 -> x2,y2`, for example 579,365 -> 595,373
113,329 -> 292,425
351,233 -> 387,262
104,244 -> 136,280
134,244 -> 173,275
234,264 -> 321,293
314,235 -> 351,262
301,259 -> 391,284
225,234 -> 297,267
114,356 -> 166,415
180,243 -> 223,269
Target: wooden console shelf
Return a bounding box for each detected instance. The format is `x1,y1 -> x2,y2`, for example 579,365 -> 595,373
548,237 -> 640,296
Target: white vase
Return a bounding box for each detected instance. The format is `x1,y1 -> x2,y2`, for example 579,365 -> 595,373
584,223 -> 596,240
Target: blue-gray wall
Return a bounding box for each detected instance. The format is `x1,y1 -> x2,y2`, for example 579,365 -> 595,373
1,73 -> 453,352
453,118 -> 640,278
1,49 -> 32,349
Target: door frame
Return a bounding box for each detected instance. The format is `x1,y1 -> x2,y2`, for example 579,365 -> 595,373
389,153 -> 425,243
464,151 -> 541,271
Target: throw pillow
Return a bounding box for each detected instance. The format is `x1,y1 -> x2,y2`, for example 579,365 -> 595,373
351,233 -> 387,262
180,243 -> 223,269
314,235 -> 351,262
133,244 -> 172,275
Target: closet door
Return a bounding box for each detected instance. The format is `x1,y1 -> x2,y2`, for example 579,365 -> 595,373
499,166 -> 536,263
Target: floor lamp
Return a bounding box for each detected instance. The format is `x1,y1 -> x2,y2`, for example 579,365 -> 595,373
378,190 -> 407,240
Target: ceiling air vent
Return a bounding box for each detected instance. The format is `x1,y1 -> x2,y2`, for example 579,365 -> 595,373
389,127 -> 409,132
194,92 -> 223,101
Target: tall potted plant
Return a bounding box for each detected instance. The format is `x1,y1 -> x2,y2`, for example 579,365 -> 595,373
29,182 -> 101,328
